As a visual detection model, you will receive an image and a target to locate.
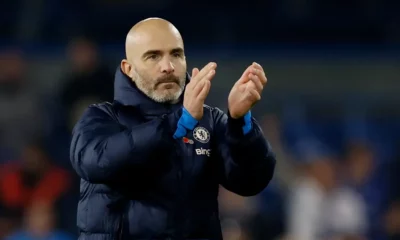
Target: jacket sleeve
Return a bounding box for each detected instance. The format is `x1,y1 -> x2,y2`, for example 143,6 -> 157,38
213,108 -> 276,196
70,105 -> 178,183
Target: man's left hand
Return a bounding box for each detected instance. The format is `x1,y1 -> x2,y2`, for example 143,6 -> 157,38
228,62 -> 267,119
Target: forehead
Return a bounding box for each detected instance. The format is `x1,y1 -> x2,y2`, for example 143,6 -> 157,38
134,26 -> 184,55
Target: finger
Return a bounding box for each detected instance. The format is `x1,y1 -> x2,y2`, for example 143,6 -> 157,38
197,79 -> 211,101
248,73 -> 263,92
237,65 -> 253,84
188,65 -> 213,90
249,88 -> 261,102
192,62 -> 217,85
193,79 -> 206,96
203,69 -> 216,82
252,62 -> 264,72
193,69 -> 214,95
250,67 -> 267,86
192,68 -> 200,78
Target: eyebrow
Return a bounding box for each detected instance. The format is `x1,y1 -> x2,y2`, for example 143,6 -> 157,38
141,47 -> 184,58
170,48 -> 184,54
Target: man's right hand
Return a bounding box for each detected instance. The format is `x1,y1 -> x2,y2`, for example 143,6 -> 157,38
183,62 -> 217,120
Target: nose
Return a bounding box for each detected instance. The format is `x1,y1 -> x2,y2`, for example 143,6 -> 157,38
160,58 -> 174,74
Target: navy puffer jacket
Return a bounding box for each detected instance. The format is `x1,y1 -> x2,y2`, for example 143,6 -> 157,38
70,68 -> 276,240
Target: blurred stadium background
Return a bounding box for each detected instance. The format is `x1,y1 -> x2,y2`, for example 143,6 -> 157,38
1,0 -> 400,239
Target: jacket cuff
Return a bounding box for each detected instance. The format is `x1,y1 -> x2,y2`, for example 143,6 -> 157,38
242,111 -> 252,134
173,107 -> 198,139
227,111 -> 253,137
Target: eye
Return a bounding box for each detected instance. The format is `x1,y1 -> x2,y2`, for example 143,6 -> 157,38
147,54 -> 159,60
172,52 -> 183,58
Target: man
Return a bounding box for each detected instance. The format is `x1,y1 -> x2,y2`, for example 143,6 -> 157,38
70,17 -> 276,240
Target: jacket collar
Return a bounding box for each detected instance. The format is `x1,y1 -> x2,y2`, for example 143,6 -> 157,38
113,67 -> 189,116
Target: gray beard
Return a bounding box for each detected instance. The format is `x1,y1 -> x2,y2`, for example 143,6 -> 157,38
133,76 -> 185,103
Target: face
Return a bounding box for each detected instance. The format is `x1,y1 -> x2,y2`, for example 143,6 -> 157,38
310,157 -> 337,190
25,202 -> 55,237
347,145 -> 373,185
123,25 -> 187,103
21,145 -> 47,174
67,38 -> 98,72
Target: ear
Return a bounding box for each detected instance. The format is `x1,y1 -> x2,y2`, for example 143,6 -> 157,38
121,59 -> 135,79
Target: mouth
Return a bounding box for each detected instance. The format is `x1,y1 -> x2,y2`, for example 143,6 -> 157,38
158,81 -> 177,84
158,81 -> 178,89
156,78 -> 180,87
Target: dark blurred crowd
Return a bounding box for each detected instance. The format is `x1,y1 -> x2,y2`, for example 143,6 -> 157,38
0,38 -> 114,240
2,0 -> 400,46
0,37 -> 399,240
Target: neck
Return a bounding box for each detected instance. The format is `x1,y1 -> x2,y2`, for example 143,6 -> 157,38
169,98 -> 180,104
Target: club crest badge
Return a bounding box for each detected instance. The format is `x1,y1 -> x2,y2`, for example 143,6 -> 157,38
193,127 -> 210,144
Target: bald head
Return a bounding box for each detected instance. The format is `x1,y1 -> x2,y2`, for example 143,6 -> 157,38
125,18 -> 183,61
120,18 -> 187,104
